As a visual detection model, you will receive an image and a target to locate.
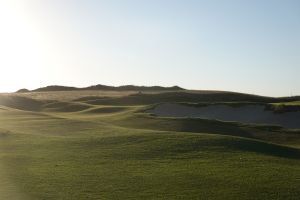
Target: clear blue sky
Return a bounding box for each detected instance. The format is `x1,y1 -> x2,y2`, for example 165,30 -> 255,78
0,0 -> 299,96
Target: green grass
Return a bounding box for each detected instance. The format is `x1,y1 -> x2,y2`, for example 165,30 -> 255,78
0,93 -> 300,199
273,100 -> 300,106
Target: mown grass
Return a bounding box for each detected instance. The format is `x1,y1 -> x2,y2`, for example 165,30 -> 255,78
0,93 -> 300,199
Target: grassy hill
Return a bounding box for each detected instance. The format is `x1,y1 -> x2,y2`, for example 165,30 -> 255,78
0,91 -> 299,199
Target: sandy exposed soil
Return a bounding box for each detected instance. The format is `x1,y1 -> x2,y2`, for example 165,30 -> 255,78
149,103 -> 300,129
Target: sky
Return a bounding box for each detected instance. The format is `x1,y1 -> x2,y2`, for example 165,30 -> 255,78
0,0 -> 299,96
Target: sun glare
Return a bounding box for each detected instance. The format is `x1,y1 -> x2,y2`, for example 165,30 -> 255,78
0,1 -> 46,92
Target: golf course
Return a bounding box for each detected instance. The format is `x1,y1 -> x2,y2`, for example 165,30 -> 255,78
1,0 -> 299,199
0,87 -> 299,199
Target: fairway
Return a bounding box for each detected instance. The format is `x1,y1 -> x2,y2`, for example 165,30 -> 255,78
0,92 -> 300,199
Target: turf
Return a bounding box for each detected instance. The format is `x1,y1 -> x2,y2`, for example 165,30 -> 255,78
0,92 -> 299,199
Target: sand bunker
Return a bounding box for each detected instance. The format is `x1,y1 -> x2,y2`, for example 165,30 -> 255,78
149,103 -> 300,129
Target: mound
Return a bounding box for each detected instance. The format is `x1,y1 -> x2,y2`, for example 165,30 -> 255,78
42,102 -> 91,112
16,88 -> 30,93
83,106 -> 128,114
0,95 -> 44,111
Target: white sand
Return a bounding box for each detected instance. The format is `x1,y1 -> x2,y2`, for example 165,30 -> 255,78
149,103 -> 300,129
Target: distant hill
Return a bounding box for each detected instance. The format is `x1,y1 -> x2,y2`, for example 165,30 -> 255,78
85,84 -> 184,91
32,85 -> 78,92
16,88 -> 30,93
16,84 -> 185,92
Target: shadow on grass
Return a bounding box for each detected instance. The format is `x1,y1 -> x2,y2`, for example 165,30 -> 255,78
215,138 -> 300,160
75,134 -> 300,160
